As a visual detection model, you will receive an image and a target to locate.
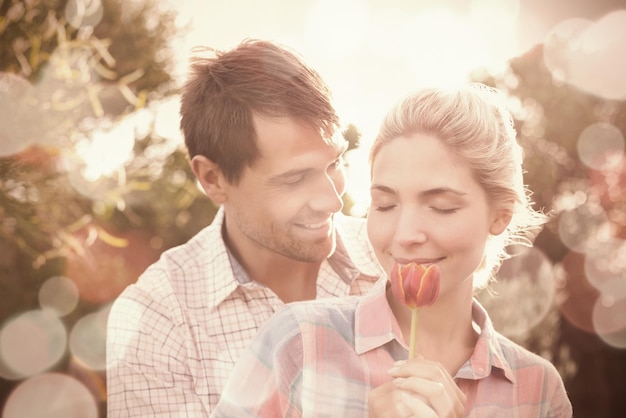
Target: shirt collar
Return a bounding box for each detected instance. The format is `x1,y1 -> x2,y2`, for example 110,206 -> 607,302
204,206 -> 240,309
206,208 -> 381,308
354,278 -> 403,354
326,219 -> 366,285
353,281 -> 515,384
456,300 -> 516,384
333,213 -> 383,278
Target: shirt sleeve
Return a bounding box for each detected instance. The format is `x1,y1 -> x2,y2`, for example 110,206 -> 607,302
106,283 -> 209,417
545,362 -> 574,418
212,306 -> 304,418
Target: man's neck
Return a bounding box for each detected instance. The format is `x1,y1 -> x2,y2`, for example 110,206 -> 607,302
242,255 -> 321,303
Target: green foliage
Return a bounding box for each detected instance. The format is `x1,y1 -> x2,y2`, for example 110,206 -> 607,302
342,123 -> 361,151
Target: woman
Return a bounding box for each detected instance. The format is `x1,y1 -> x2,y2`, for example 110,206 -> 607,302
212,84 -> 573,417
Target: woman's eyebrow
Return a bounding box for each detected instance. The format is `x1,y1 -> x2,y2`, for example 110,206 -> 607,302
370,185 -> 467,198
370,184 -> 395,194
420,187 -> 467,198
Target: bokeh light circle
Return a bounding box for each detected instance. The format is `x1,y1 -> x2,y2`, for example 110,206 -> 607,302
583,238 -> 626,297
592,296 -> 626,349
543,18 -> 592,83
0,73 -> 37,156
558,251 -> 598,333
543,12 -> 626,100
3,372 -> 98,418
69,307 -> 109,371
479,246 -> 556,337
38,275 -> 80,317
577,122 -> 624,170
558,201 -> 611,254
0,310 -> 67,379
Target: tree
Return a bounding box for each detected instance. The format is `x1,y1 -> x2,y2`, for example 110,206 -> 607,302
0,1 -> 217,414
476,44 -> 626,418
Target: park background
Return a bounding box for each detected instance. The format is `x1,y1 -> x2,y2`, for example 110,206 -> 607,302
1,0 -> 626,416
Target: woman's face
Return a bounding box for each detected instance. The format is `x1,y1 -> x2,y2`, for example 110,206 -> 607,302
367,133 -> 509,298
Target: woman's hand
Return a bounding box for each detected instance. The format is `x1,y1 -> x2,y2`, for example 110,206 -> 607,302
368,357 -> 466,418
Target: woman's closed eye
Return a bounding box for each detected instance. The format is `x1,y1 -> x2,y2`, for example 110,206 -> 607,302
430,206 -> 459,214
372,204 -> 396,212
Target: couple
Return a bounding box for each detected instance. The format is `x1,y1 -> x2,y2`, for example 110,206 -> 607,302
106,39 -> 572,417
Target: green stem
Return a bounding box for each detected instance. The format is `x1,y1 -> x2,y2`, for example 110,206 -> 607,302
409,308 -> 420,359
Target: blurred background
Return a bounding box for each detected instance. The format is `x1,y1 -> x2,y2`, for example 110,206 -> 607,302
1,0 -> 625,416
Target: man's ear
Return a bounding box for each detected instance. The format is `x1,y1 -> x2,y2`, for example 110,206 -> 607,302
489,207 -> 513,236
191,155 -> 228,204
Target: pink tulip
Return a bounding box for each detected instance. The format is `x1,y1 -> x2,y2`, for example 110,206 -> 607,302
390,262 -> 441,358
390,262 -> 441,309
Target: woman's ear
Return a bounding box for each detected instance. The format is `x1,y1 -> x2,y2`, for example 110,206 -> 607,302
489,206 -> 513,236
191,155 -> 228,204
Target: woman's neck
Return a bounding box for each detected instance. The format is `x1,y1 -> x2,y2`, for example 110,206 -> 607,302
387,284 -> 479,375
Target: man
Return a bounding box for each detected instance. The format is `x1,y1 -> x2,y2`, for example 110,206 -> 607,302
106,39 -> 382,416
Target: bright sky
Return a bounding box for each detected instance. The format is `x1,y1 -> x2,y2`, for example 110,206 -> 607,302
64,0 -> 626,213
163,0 -> 533,213
160,0 -> 625,215
169,0 -> 528,142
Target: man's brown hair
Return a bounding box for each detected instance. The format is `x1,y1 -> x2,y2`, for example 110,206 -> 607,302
180,39 -> 339,184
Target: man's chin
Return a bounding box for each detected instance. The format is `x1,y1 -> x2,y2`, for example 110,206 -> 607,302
290,237 -> 335,262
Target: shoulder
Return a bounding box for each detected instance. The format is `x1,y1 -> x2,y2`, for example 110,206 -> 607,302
492,332 -> 572,415
259,296 -> 360,336
267,296 -> 360,344
493,331 -> 565,385
115,215 -> 232,307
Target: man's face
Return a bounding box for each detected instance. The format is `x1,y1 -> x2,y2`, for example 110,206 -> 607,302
222,114 -> 347,263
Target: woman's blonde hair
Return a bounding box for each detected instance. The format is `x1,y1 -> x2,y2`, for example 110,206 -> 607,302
370,83 -> 547,288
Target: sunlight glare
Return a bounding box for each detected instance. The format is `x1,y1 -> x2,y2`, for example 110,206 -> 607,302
468,0 -> 521,66
401,9 -> 489,89
344,148 -> 371,217
153,96 -> 185,143
76,119 -> 135,181
304,0 -> 370,58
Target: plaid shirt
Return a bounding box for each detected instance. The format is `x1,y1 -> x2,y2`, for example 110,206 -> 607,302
106,206 -> 382,417
213,279 -> 573,418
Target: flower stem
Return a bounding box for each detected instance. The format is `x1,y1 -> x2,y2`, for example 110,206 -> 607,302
408,308 -> 420,359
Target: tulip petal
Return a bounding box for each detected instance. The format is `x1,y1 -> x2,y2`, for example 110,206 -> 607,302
390,263 -> 407,305
389,262 -> 441,309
